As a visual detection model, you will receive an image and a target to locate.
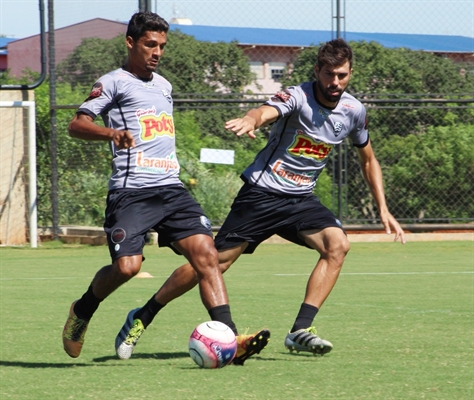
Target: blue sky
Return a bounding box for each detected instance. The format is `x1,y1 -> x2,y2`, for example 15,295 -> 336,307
1,0 -> 473,39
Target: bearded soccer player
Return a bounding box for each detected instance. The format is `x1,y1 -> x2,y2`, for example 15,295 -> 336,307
115,38 -> 405,359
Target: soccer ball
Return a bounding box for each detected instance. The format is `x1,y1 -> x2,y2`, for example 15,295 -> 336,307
188,321 -> 237,368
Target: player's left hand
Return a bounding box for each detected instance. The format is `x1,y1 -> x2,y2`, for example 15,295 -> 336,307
380,211 -> 406,244
113,130 -> 136,149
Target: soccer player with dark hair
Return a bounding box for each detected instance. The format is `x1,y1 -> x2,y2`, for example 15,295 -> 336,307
62,11 -> 269,364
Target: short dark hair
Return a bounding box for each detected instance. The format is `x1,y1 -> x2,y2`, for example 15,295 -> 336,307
126,12 -> 169,41
317,38 -> 353,69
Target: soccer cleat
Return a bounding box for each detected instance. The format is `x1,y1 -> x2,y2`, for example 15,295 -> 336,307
284,326 -> 333,356
62,301 -> 89,358
232,329 -> 271,365
115,308 -> 145,360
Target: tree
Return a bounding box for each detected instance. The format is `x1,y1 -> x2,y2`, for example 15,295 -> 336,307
57,30 -> 253,93
282,41 -> 474,135
57,36 -> 127,88
57,29 -> 261,161
283,41 -> 474,96
32,80 -> 110,227
281,41 -> 474,223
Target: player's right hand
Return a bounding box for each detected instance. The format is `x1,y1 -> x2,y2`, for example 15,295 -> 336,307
225,116 -> 257,139
113,130 -> 136,149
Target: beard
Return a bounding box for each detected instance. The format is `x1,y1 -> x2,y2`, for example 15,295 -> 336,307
317,79 -> 344,103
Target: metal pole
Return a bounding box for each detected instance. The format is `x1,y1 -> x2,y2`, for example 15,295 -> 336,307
139,0 -> 152,12
28,102 -> 38,248
335,0 -> 344,221
48,0 -> 59,240
0,0 -> 46,90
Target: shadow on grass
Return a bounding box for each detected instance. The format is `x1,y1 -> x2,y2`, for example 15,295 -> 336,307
0,360 -> 93,368
92,351 -> 190,362
0,352 -> 190,368
0,353 -> 286,369
279,350 -> 332,360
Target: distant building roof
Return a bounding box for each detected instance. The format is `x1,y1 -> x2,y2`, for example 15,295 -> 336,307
169,24 -> 474,53
0,37 -> 16,48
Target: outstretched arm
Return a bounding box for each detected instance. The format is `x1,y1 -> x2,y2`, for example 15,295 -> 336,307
356,140 -> 406,244
69,113 -> 136,149
225,105 -> 279,138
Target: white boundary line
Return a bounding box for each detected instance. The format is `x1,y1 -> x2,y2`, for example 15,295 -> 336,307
1,271 -> 473,281
275,271 -> 474,276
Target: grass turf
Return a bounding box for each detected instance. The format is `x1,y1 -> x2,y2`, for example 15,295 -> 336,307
0,241 -> 472,399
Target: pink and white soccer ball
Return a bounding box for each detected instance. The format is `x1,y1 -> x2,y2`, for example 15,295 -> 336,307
188,321 -> 237,368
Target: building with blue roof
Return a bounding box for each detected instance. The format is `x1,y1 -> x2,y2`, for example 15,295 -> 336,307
4,18 -> 473,92
167,24 -> 473,93
169,24 -> 474,53
0,37 -> 16,72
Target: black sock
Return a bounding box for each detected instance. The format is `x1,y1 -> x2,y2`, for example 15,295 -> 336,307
134,297 -> 165,329
208,304 -> 238,336
73,285 -> 103,321
290,303 -> 319,332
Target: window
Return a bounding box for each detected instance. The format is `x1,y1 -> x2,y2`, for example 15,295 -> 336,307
249,62 -> 264,79
268,62 -> 286,81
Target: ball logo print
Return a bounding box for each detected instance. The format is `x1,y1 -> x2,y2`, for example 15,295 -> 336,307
188,321 -> 237,368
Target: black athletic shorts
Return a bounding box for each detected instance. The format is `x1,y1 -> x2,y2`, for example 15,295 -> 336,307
103,185 -> 212,262
214,183 -> 344,254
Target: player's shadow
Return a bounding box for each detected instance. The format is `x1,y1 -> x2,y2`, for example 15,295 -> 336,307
92,351 -> 189,363
0,360 -> 92,369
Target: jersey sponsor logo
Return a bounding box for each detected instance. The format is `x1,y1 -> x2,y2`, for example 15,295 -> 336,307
144,81 -> 155,90
271,160 -> 314,186
271,90 -> 291,102
318,108 -> 331,119
137,108 -> 175,141
341,102 -> 355,109
85,82 -> 103,101
136,151 -> 179,174
288,133 -> 333,161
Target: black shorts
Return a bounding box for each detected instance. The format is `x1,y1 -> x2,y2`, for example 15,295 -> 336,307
214,183 -> 344,254
104,185 -> 212,262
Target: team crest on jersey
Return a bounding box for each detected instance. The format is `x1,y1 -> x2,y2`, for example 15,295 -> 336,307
111,228 -> 126,244
162,89 -> 172,103
333,121 -> 343,136
85,82 -> 103,102
271,90 -> 291,103
200,216 -> 212,231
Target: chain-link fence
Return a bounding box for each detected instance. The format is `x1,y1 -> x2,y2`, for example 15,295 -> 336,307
1,0 -> 473,236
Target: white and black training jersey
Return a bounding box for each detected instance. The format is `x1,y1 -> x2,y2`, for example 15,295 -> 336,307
242,81 -> 369,196
78,68 -> 181,191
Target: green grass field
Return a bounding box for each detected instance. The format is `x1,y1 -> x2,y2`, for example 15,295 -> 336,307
0,241 -> 473,399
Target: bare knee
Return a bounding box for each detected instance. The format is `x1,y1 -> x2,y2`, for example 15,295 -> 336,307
114,255 -> 142,280
175,235 -> 220,277
193,242 -> 219,276
323,235 -> 350,263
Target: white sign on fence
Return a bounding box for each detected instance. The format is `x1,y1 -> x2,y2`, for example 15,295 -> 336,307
200,148 -> 235,165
